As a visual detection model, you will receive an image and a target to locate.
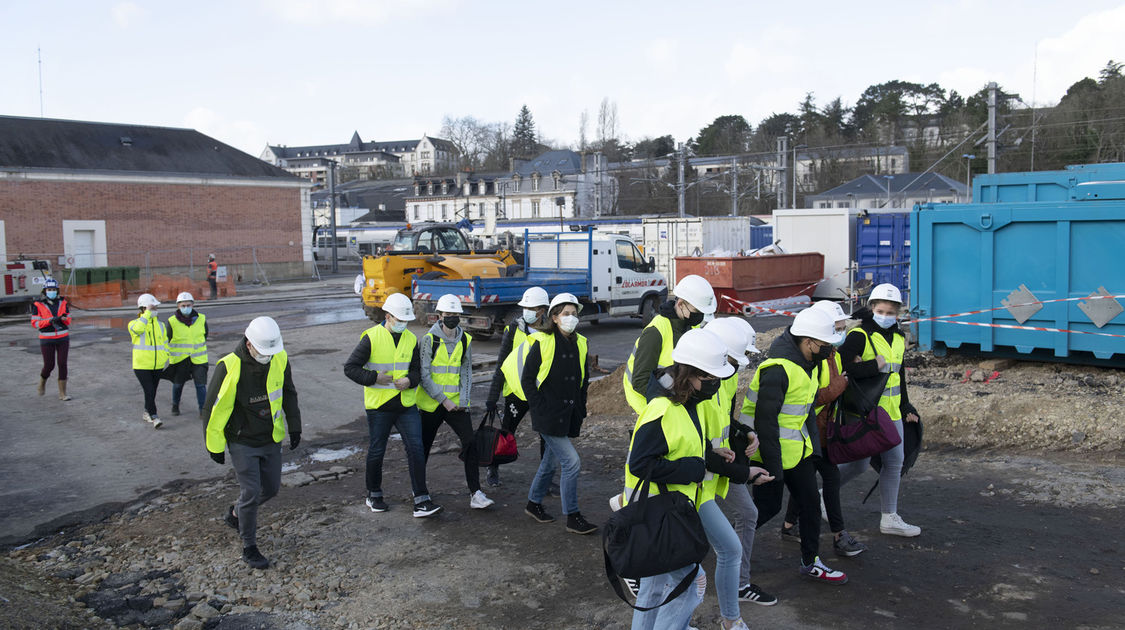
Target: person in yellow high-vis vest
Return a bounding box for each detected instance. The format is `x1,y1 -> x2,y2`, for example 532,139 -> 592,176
744,307 -> 849,585
202,316 -> 301,570
780,300 -> 869,558
129,293 -> 170,429
519,293 -> 595,535
167,292 -> 209,419
484,286 -> 550,487
837,283 -> 922,538
624,328 -> 738,629
419,294 -> 494,510
344,292 -> 442,519
622,274 -> 717,414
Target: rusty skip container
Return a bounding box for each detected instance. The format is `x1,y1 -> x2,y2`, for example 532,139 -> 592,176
675,252 -> 824,313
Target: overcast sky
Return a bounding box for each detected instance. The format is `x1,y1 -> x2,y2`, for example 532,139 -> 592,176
2,1 -> 1123,156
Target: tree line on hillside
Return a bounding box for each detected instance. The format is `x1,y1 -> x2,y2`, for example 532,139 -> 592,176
428,61 -> 1125,215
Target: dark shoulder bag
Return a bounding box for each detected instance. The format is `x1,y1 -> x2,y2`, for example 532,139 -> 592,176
826,372 -> 902,465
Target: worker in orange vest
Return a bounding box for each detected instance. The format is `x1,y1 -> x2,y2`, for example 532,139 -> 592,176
207,253 -> 219,300
31,278 -> 73,400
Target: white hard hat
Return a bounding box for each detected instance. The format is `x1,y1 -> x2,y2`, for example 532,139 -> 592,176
518,286 -> 550,308
137,293 -> 160,308
673,274 -> 717,315
549,292 -> 582,314
671,329 -> 735,378
704,318 -> 750,367
382,292 -> 416,321
790,307 -> 844,345
869,283 -> 903,305
810,300 -> 849,322
435,294 -> 464,314
245,316 -> 284,355
727,317 -> 761,354
176,292 -> 195,304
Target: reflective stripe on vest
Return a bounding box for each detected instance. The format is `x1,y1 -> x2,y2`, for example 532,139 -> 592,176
129,314 -> 169,370
700,392 -> 734,504
742,357 -> 816,470
205,351 -> 288,453
168,313 -> 208,365
623,397 -> 704,509
417,331 -> 472,412
500,330 -> 587,402
622,315 -> 675,414
32,300 -> 70,340
362,325 -> 418,409
851,327 -> 906,422
501,324 -> 528,398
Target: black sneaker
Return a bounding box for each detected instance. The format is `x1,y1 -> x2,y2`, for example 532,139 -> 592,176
224,505 -> 239,530
566,512 -> 597,535
171,404 -> 180,416
486,465 -> 501,487
781,523 -> 801,543
365,496 -> 388,513
833,530 -> 867,557
412,500 -> 442,518
738,583 -> 778,606
524,501 -> 555,523
242,545 -> 269,570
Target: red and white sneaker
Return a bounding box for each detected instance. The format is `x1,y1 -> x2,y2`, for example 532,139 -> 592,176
799,556 -> 848,585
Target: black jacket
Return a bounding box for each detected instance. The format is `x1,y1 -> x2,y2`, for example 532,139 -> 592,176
753,329 -> 817,481
629,301 -> 692,398
487,318 -> 530,405
343,327 -> 422,412
521,330 -> 589,437
202,339 -> 301,448
838,313 -> 917,419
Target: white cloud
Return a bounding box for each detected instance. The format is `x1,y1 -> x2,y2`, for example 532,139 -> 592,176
1030,4 -> 1125,103
937,67 -> 995,97
111,2 -> 145,28
263,0 -> 459,25
182,107 -> 266,156
645,38 -> 678,66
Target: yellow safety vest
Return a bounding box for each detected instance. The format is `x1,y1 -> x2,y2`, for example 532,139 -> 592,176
128,311 -> 169,371
699,394 -> 732,505
813,351 -> 844,416
168,313 -> 208,365
501,324 -> 529,398
713,372 -> 739,420
362,324 -> 418,409
851,328 -> 905,422
740,358 -> 815,470
500,331 -> 588,401
206,351 -> 288,453
417,331 -> 472,412
622,315 -> 675,414
623,397 -> 705,507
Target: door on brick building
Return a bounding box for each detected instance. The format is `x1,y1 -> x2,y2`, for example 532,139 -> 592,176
62,220 -> 107,268
73,231 -> 95,268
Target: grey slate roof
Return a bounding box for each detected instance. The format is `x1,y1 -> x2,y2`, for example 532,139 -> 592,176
516,150 -> 582,176
0,115 -> 294,178
810,172 -> 966,198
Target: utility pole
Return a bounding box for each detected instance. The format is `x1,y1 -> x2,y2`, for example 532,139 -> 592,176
776,137 -> 788,209
328,162 -> 339,274
987,82 -> 997,174
730,156 -> 738,217
677,142 -> 686,218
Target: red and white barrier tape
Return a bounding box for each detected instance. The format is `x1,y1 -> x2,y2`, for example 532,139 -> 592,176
905,294 -> 1125,324
721,294 -> 804,317
936,319 -> 1125,339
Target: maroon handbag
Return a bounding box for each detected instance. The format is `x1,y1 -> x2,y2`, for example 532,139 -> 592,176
827,374 -> 902,464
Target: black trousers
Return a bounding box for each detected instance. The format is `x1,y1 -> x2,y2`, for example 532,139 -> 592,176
420,406 -> 480,493
208,277 -> 217,299
40,337 -> 70,380
133,368 -> 162,416
499,394 -> 530,433
784,450 -> 845,533
753,456 -> 820,565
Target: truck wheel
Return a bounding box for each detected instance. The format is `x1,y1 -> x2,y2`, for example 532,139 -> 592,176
641,296 -> 658,324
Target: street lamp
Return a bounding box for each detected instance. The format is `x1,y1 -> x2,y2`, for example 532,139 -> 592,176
962,153 -> 975,202
792,144 -> 807,208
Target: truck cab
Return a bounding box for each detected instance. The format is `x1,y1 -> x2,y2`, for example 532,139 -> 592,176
387,224 -> 472,254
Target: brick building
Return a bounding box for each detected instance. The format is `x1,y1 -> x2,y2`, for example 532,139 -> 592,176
0,116 -> 312,282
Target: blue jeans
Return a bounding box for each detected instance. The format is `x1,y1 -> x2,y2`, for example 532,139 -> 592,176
630,564 -> 702,630
700,499 -> 742,621
365,406 -> 430,503
838,418 -> 905,513
716,482 -> 758,586
528,434 -> 579,515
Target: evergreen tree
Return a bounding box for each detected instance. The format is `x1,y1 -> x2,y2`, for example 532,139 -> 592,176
512,105 -> 538,158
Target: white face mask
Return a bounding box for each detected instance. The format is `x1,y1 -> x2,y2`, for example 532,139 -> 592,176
522,309 -> 539,324
390,319 -> 408,334
558,314 -> 579,334
249,346 -> 271,364
873,313 -> 897,329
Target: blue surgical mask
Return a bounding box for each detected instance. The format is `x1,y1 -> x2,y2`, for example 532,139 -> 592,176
179,306 -> 193,316
390,320 -> 408,334
46,290 -> 58,299
873,313 -> 897,329
522,309 -> 539,324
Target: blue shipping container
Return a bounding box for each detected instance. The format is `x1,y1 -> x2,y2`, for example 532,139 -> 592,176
973,162 -> 1125,203
855,213 -> 910,298
750,225 -> 773,250
911,191 -> 1125,364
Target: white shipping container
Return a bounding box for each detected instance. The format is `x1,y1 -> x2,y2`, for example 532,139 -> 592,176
772,207 -> 901,299
642,217 -> 755,282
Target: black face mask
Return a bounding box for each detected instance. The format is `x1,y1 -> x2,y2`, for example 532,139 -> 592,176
813,344 -> 833,362
685,310 -> 705,327
692,378 -> 723,402
443,316 -> 460,330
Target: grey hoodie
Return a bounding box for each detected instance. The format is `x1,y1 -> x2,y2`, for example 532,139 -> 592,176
419,322 -> 473,408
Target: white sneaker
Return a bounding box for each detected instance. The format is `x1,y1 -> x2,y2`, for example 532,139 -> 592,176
150,415 -> 163,429
142,411 -> 152,424
718,619 -> 750,630
880,512 -> 921,537
470,490 -> 494,509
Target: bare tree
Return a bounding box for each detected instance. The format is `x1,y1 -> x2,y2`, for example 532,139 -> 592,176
596,97 -> 618,147
440,115 -> 491,170
578,109 -> 590,151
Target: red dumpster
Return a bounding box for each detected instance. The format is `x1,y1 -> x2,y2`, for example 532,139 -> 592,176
675,253 -> 825,313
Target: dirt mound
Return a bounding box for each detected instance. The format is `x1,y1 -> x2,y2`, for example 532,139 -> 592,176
587,363 -> 633,418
